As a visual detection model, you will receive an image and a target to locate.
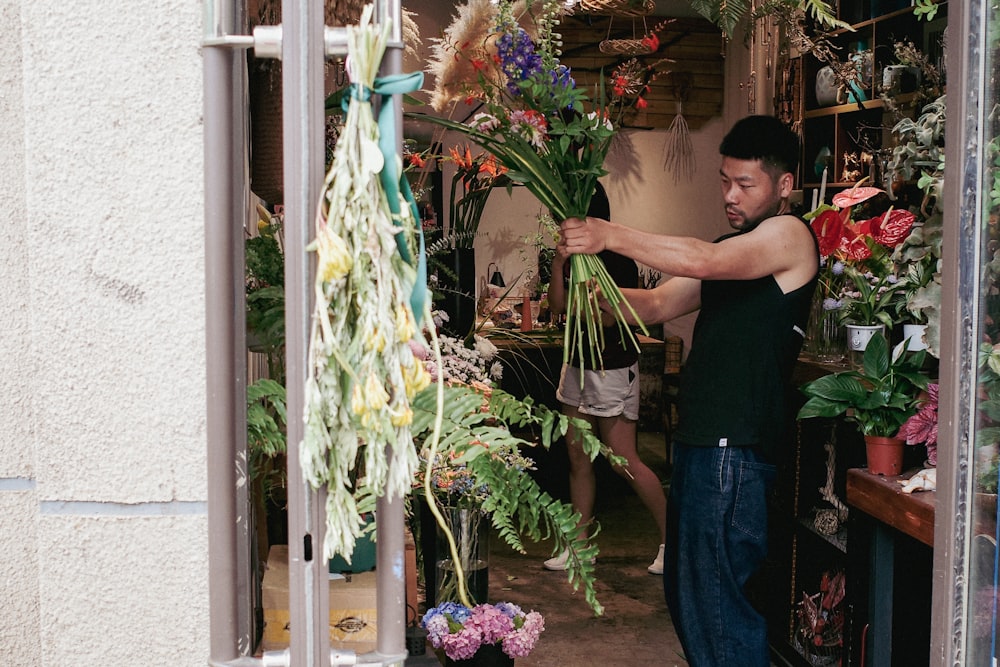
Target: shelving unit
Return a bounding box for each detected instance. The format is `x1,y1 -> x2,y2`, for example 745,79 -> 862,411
792,1 -> 947,204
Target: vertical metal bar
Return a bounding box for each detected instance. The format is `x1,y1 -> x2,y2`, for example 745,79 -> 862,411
204,0 -> 252,663
374,0 -> 407,662
282,0 -> 328,664
932,1 -> 986,664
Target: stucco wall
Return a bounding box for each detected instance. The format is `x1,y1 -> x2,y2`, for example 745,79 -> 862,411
0,1 -> 209,665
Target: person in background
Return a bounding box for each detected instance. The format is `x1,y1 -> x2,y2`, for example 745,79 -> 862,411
544,181 -> 668,576
558,116 -> 819,666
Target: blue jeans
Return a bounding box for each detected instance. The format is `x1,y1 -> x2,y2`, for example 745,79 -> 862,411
663,444 -> 776,667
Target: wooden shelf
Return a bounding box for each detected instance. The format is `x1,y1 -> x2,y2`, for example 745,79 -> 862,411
803,98 -> 884,119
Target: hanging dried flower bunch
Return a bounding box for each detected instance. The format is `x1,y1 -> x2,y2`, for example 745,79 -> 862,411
662,75 -> 696,183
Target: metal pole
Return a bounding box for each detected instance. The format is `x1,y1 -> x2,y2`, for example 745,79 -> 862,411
204,0 -> 253,663
282,0 -> 328,665
373,0 -> 407,663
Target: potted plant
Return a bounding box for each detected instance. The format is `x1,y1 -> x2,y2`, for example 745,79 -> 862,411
798,332 -> 930,475
888,95 -> 947,356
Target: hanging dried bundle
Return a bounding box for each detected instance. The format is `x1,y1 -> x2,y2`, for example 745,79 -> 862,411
662,102 -> 695,183
303,6 -> 424,562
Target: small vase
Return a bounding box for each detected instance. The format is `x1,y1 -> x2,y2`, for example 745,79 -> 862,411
444,643 -> 515,667
436,507 -> 490,605
865,435 -> 905,476
805,298 -> 845,363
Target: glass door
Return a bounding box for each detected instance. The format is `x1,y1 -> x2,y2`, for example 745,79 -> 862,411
934,0 -> 1000,664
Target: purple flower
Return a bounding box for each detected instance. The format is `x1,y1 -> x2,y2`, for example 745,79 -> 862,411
441,627 -> 482,660
495,26 -> 543,95
421,601 -> 544,660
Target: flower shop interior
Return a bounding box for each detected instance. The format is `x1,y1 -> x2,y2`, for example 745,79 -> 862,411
236,0 -> 1000,665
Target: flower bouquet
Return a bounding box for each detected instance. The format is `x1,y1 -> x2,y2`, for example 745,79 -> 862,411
423,601 -> 544,663
409,0 -> 649,378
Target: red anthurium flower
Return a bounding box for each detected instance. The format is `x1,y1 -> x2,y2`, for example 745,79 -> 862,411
843,234 -> 873,261
831,178 -> 883,209
810,209 -> 846,257
869,208 -> 915,247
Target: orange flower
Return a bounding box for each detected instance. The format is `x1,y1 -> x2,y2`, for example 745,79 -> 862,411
478,153 -> 507,178
408,153 -> 426,169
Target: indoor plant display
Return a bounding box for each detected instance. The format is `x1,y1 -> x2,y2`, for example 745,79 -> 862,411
798,332 -> 930,475
808,182 -> 915,354
422,600 -> 544,665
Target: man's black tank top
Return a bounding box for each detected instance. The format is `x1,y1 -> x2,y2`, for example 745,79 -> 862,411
674,222 -> 819,460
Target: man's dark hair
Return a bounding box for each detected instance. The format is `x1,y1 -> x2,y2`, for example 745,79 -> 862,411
719,115 -> 800,178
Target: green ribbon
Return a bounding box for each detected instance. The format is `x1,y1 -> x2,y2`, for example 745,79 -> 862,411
344,71 -> 428,324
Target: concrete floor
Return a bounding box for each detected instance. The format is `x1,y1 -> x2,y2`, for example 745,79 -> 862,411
484,431 -> 684,666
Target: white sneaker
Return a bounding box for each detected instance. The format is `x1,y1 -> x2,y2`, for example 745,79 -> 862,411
543,550 -> 595,571
647,544 -> 664,575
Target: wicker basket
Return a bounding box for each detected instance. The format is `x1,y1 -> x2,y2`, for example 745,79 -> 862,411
578,0 -> 656,17
599,38 -> 654,55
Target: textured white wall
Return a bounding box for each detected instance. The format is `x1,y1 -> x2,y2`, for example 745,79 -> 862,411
0,0 -> 210,665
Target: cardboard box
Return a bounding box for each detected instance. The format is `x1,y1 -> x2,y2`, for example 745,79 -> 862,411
261,545 -> 378,653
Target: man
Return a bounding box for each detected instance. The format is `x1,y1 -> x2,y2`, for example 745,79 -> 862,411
559,115 -> 819,666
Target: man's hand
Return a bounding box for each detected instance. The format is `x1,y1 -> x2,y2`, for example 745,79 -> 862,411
559,216 -> 610,255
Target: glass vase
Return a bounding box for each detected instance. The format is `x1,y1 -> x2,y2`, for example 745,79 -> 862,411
805,296 -> 845,363
435,507 -> 490,605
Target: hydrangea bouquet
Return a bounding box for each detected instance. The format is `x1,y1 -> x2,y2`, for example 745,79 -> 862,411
411,0 -> 648,377
422,601 -> 545,661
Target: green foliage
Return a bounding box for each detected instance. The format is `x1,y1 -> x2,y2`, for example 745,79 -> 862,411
798,333 -> 929,436
912,0 -> 940,21
247,378 -> 288,496
410,383 -> 616,615
246,208 -> 286,359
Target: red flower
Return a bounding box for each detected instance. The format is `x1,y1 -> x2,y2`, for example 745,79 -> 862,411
408,153 -> 427,169
869,208 -> 915,247
641,33 -> 660,52
810,209 -> 846,257
635,96 -> 648,110
471,59 -> 488,73
843,234 -> 872,261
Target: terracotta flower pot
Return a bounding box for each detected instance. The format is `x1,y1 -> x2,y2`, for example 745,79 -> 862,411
865,435 -> 905,475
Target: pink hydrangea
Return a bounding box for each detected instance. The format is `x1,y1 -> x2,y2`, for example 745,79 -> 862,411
421,601 -> 544,661
501,610 -> 544,657
440,627 -> 482,660
467,604 -> 515,644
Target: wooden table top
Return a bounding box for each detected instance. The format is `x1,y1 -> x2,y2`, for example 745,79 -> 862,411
846,467 -> 936,546
484,329 -> 663,351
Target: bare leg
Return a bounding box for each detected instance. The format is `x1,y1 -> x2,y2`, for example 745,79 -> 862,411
562,404 -> 598,539
597,414 -> 667,542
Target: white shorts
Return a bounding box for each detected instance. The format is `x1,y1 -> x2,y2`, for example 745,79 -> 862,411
555,362 -> 640,421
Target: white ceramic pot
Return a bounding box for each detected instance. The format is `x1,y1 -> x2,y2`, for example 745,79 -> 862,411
846,324 -> 885,351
